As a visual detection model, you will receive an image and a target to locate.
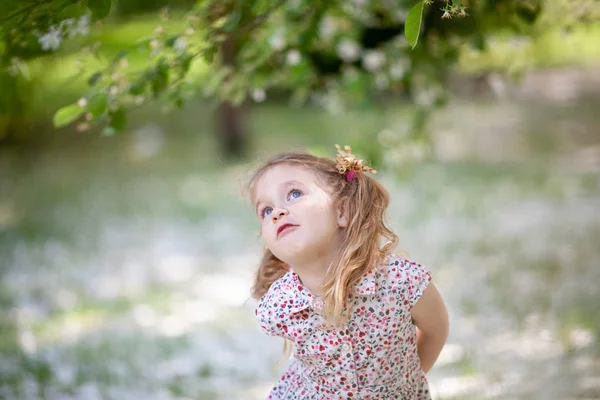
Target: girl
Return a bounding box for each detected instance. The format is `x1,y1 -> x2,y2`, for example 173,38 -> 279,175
249,145 -> 449,399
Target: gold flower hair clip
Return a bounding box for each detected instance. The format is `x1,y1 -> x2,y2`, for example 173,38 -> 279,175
335,144 -> 376,182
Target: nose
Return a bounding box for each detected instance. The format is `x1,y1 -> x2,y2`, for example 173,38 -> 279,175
272,208 -> 288,222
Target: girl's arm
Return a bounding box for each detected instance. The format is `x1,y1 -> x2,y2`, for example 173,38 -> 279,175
411,282 -> 449,373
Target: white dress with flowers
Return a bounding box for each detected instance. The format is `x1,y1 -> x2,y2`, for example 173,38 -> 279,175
255,255 -> 432,399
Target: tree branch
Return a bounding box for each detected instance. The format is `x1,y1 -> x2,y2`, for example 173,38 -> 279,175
217,0 -> 286,37
0,2 -> 41,25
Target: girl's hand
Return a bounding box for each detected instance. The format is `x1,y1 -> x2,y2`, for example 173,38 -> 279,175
411,282 -> 449,373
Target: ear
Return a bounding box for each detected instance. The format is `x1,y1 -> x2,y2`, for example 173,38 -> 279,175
336,198 -> 349,228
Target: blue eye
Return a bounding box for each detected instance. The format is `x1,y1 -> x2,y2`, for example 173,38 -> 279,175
289,189 -> 302,200
261,207 -> 272,218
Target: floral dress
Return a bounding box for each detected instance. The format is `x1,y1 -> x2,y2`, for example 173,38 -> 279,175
255,255 -> 432,400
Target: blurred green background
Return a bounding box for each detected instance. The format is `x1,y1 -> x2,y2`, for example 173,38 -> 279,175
1,1 -> 600,400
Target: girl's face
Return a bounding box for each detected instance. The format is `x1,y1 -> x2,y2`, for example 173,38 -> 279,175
253,164 -> 347,266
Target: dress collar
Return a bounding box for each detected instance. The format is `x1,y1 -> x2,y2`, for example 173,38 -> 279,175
275,265 -> 378,314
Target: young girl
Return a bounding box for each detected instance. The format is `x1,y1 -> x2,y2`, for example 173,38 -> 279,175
249,145 -> 449,399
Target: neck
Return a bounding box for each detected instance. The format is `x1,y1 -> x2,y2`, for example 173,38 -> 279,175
290,245 -> 340,297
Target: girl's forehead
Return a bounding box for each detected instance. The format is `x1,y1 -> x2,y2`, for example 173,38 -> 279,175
252,164 -> 321,201
256,164 -> 316,187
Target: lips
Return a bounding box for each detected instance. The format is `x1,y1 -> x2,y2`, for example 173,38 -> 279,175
277,223 -> 298,238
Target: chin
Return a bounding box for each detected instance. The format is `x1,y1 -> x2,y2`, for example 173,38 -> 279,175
272,243 -> 308,265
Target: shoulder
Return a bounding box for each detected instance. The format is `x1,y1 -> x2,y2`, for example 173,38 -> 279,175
376,254 -> 432,308
379,254 -> 431,279
255,270 -> 290,337
255,269 -> 313,337
256,269 -> 294,313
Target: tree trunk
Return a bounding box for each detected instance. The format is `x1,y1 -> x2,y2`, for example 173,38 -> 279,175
217,37 -> 248,160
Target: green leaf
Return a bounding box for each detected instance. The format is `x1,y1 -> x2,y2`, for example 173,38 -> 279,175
129,80 -> 146,95
204,67 -> 231,96
231,88 -> 247,106
87,93 -> 108,118
289,60 -> 313,86
157,57 -> 170,75
149,58 -> 170,98
113,50 -> 128,63
178,53 -> 194,74
88,72 -> 102,86
61,3 -> 87,20
165,35 -> 180,48
102,126 -> 117,136
152,73 -> 169,98
405,1 -> 424,49
109,108 -> 127,132
88,0 -> 111,19
203,46 -> 218,64
53,104 -> 84,128
222,8 -> 242,32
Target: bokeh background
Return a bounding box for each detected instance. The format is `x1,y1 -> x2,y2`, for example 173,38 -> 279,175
1,1 -> 600,399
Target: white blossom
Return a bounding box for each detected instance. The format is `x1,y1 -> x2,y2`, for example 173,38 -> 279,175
69,14 -> 91,37
269,30 -> 286,51
319,16 -> 337,40
18,330 -> 36,353
76,383 -> 102,400
37,14 -> 90,52
76,122 -> 89,132
510,35 -> 531,49
251,88 -> 266,103
38,26 -> 62,51
59,18 -> 75,31
8,57 -> 30,79
415,87 -> 438,107
173,37 -> 188,54
336,38 -> 361,62
286,49 -> 302,66
390,62 -> 408,80
362,50 -> 386,72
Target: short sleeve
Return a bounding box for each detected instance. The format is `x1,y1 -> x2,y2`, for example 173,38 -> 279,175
398,258 -> 432,309
255,292 -> 280,337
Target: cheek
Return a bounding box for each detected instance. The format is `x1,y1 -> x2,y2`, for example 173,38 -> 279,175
260,222 -> 275,242
260,223 -> 268,237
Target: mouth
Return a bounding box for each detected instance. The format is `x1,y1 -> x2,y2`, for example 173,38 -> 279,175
277,224 -> 298,238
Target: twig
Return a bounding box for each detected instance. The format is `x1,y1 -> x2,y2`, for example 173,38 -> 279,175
216,0 -> 286,37
1,2 -> 41,24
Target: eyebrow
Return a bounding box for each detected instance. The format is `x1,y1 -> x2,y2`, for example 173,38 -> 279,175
254,180 -> 304,215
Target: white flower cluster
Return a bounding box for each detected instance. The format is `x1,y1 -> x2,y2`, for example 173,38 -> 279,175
36,14 -> 91,51
269,28 -> 286,51
337,38 -> 361,62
